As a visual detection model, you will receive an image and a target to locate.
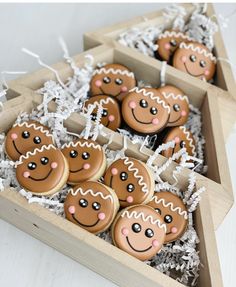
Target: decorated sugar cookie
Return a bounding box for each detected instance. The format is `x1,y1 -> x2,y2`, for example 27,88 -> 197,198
173,42 -> 216,81
148,192 -> 188,243
112,205 -> 166,261
16,144 -> 69,196
156,30 -> 193,63
159,85 -> 189,127
64,181 -> 119,234
121,87 -> 170,134
61,138 -> 106,185
104,157 -> 154,207
90,64 -> 136,101
162,126 -> 196,163
84,95 -> 121,131
5,121 -> 54,161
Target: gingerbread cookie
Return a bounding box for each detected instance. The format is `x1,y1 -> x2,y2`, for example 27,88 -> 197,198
61,138 -> 106,186
148,192 -> 188,243
16,144 -> 69,196
173,42 -> 216,81
112,205 -> 166,261
121,87 -> 170,134
90,64 -> 136,101
64,181 -> 119,234
5,121 -> 54,161
104,157 -> 154,207
156,30 -> 193,63
159,85 -> 189,127
162,126 -> 196,162
84,95 -> 121,131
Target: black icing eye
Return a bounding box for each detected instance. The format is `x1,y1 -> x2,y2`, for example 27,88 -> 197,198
91,113 -> 97,121
200,60 -> 206,68
70,150 -> 78,158
190,55 -> 197,62
173,104 -> 180,112
120,172 -> 128,181
22,131 -> 30,139
164,214 -> 173,224
139,99 -> 148,108
155,208 -> 162,215
170,39 -> 177,47
127,183 -> 135,193
33,136 -> 41,144
103,76 -> 111,84
79,198 -> 88,208
92,202 -> 101,211
28,162 -> 37,170
145,228 -> 154,238
150,107 -> 157,115
180,141 -> 186,148
102,109 -> 108,117
132,223 -> 141,233
40,157 -> 49,165
82,152 -> 90,160
115,78 -> 123,85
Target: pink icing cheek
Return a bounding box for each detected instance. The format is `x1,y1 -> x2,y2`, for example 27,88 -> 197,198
121,86 -> 128,93
174,137 -> 180,144
98,212 -> 106,220
129,101 -> 136,109
11,133 -> 18,140
68,205 -> 75,214
95,80 -> 102,87
204,69 -> 210,76
181,110 -> 187,117
152,118 -> 159,125
83,163 -> 90,170
152,239 -> 159,247
171,227 -> 178,234
126,196 -> 133,203
51,162 -> 58,169
181,56 -> 187,63
164,43 -> 171,50
111,167 -> 118,175
108,115 -> 115,122
121,227 -> 129,236
23,171 -> 30,178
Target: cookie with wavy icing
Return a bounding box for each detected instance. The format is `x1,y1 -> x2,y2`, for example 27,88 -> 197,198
121,87 -> 170,134
5,121 -> 54,161
64,181 -> 119,234
90,64 -> 136,101
61,138 -> 106,185
104,157 -> 154,207
159,85 -> 189,127
112,205 -> 166,261
173,42 -> 216,81
16,144 -> 69,196
148,192 -> 188,243
84,95 -> 121,131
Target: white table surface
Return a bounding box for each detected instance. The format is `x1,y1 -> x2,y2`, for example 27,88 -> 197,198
0,3 -> 236,287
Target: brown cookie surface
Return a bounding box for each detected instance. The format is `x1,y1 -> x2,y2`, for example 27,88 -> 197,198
148,192 -> 188,243
64,181 -> 119,234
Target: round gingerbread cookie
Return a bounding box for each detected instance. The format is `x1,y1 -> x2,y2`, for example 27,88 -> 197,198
84,95 -> 121,131
61,138 -> 106,186
16,144 -> 69,196
159,85 -> 189,127
148,192 -> 188,243
112,205 -> 166,261
5,121 -> 54,161
173,42 -> 216,81
162,126 -> 196,163
104,157 -> 154,207
156,30 -> 193,63
90,64 -> 136,101
64,181 -> 119,234
121,87 -> 170,134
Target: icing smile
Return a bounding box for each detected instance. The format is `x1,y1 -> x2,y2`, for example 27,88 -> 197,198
169,114 -> 182,124
29,168 -> 53,181
72,214 -> 99,227
131,109 -> 153,125
70,167 -> 83,173
183,63 -> 205,77
126,236 -> 152,252
99,87 -> 121,98
13,140 -> 23,155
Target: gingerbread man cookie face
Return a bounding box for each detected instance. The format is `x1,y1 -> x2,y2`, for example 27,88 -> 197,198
64,181 -> 119,234
16,144 -> 69,196
90,64 -> 136,101
156,30 -> 193,63
112,205 -> 166,261
104,157 -> 154,207
173,42 -> 216,81
84,95 -> 121,131
121,87 -> 170,134
61,139 -> 106,185
5,121 -> 54,161
159,85 -> 189,127
162,126 -> 196,163
148,192 -> 188,243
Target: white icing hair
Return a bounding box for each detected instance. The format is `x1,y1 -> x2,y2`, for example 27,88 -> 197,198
129,87 -> 170,113
61,140 -> 102,151
159,30 -> 193,41
180,126 -> 196,156
84,97 -> 115,111
70,187 -> 113,202
161,91 -> 189,103
93,67 -> 135,78
13,122 -> 54,139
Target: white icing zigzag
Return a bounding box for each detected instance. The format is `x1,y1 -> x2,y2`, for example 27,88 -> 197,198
161,91 -> 189,103
180,126 -> 196,156
84,97 -> 115,111
151,195 -> 188,219
93,67 -> 135,78
122,157 -> 148,193
129,87 -> 170,113
159,30 -> 193,41
70,187 -> 113,202
14,122 -> 54,139
179,42 -> 217,63
61,140 -> 102,150
121,210 -> 166,231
